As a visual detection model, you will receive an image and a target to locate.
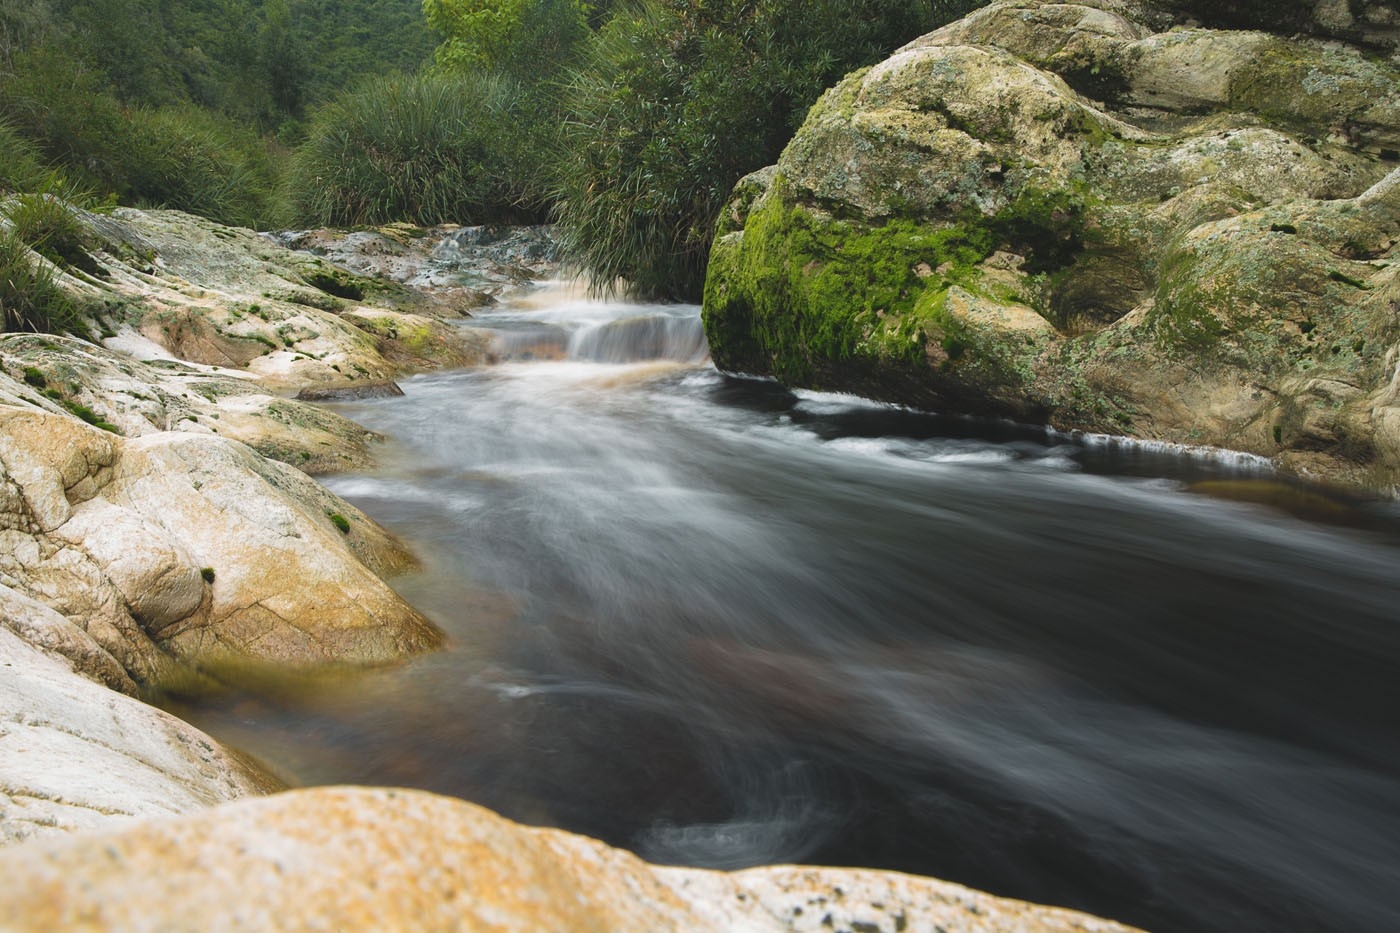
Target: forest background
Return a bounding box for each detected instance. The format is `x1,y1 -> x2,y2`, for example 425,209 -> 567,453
0,0 -> 1304,310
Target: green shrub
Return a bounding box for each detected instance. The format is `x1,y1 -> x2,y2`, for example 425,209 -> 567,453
551,0 -> 985,301
0,229 -> 87,335
0,120 -> 49,194
286,71 -> 550,227
115,106 -> 288,229
3,193 -> 100,273
424,0 -> 591,81
0,49 -> 287,228
0,48 -> 126,183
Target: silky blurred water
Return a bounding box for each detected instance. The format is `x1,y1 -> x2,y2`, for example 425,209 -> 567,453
165,285 -> 1400,933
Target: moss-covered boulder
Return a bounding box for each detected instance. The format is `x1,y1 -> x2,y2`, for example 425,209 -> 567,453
703,0 -> 1400,487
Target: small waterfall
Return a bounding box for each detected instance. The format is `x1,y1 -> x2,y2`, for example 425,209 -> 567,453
567,312 -> 709,364
483,298 -> 709,365
491,327 -> 571,361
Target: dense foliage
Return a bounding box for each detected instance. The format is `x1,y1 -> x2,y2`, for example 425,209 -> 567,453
0,193 -> 91,336
286,71 -> 550,227
2,0 -> 989,300
0,0 -> 432,227
550,0 -> 986,300
0,228 -> 77,334
3,0 -> 433,130
0,119 -> 47,194
423,0 -> 592,79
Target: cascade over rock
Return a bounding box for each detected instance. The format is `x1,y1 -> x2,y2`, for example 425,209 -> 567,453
702,0 -> 1400,488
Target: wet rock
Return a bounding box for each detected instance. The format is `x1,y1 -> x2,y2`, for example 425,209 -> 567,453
339,308 -> 496,372
295,379 -> 406,401
0,586 -> 279,848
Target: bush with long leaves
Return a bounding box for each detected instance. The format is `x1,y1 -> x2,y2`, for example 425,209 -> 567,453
117,106 -> 286,229
0,120 -> 49,194
0,49 -> 286,228
0,229 -> 84,335
286,70 -> 551,228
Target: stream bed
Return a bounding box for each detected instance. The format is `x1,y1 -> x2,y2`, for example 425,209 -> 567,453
164,286 -> 1400,933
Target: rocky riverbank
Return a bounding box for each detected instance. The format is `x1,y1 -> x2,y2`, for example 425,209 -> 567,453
0,206 -> 1140,930
1,207 -> 549,842
703,0 -> 1400,491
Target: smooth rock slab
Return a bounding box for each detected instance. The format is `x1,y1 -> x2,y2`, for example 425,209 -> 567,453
0,588 -> 278,848
0,786 -> 1142,933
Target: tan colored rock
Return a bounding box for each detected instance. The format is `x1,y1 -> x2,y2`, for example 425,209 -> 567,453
38,206 -> 504,394
0,334 -> 384,475
107,430 -> 439,666
0,407 -> 439,687
341,307 -> 496,371
0,786 -> 1142,933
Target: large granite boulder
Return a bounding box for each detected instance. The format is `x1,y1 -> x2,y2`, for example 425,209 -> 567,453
0,785 -> 1143,932
703,0 -> 1400,487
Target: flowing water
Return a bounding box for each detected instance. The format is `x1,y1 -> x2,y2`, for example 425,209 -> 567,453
167,284 -> 1400,933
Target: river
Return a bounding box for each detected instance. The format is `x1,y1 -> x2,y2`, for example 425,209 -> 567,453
165,284 -> 1400,933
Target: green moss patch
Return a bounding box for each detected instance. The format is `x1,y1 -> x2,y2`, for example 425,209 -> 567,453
704,178 -> 1081,393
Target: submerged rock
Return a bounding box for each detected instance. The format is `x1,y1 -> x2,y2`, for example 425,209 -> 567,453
702,0 -> 1400,489
0,786 -> 1143,932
